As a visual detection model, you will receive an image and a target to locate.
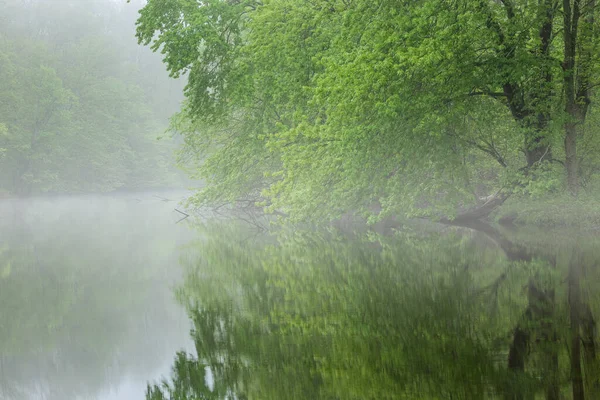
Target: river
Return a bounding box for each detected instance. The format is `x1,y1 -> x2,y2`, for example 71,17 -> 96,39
1,194 -> 598,399
0,193 -> 194,400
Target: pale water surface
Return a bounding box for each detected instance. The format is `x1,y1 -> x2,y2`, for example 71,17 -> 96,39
2,195 -> 600,399
0,192 -> 195,400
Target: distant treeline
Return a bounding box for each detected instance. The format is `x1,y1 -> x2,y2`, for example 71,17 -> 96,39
0,0 -> 186,195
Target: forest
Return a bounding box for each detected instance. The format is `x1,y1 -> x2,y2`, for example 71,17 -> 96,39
134,0 -> 600,226
0,0 -> 185,196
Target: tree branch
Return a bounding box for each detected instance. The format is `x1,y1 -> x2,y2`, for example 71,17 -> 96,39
468,90 -> 507,98
499,0 -> 516,19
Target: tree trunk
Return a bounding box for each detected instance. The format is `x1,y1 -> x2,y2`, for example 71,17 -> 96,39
565,124 -> 579,195
563,0 -> 579,196
506,321 -> 529,400
581,303 -> 599,396
562,0 -> 595,196
524,0 -> 554,168
524,127 -> 551,168
439,192 -> 509,223
569,251 -> 585,400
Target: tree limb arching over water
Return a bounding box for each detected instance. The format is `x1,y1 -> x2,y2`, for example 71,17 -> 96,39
134,0 -> 600,223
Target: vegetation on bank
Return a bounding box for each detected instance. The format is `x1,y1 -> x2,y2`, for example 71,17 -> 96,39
0,0 -> 186,196
135,0 -> 600,225
493,193 -> 600,230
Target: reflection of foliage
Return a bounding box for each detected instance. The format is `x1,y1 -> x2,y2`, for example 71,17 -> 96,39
146,351 -> 214,400
152,224 -> 595,399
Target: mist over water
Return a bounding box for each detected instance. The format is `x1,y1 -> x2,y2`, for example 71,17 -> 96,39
1,193 -> 599,399
0,192 -> 195,400
1,0 -> 600,398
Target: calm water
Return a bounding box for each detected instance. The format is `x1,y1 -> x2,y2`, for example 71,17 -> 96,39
1,196 -> 599,399
0,193 -> 195,400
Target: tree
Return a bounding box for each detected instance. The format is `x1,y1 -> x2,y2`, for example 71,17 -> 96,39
0,58 -> 75,194
0,0 -> 186,195
135,0 -> 600,222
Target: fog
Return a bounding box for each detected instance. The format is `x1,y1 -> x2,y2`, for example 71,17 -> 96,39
0,192 -> 196,400
2,0 -> 600,399
0,0 -> 187,196
0,2 -> 199,398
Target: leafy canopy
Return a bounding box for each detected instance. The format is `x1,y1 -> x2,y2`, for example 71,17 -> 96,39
136,0 -> 600,221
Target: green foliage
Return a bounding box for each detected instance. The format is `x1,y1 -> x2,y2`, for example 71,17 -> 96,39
135,0 -> 252,122
135,0 -> 600,222
0,0 -> 186,195
511,162 -> 563,197
494,192 -> 600,229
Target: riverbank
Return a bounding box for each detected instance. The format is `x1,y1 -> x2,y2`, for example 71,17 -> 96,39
492,193 -> 600,231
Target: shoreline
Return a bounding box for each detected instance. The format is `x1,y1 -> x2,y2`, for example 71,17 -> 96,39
3,190 -> 599,232
490,194 -> 600,232
0,187 -> 193,201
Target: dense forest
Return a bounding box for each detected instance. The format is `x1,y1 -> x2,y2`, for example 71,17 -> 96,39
135,0 -> 600,224
0,0 -> 185,195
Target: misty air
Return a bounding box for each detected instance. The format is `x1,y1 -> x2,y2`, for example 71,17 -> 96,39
1,0 -> 599,399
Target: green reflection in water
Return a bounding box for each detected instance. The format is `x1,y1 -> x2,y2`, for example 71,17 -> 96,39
150,223 -> 600,400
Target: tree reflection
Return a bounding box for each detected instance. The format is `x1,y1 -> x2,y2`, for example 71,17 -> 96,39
151,223 -> 599,399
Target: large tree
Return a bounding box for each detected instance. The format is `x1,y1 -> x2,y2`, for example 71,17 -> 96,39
135,0 -> 600,221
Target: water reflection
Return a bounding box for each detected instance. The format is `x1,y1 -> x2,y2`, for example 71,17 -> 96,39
0,194 -> 194,400
152,223 -> 600,399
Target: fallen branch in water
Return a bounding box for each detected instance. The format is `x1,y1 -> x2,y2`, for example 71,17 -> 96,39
153,195 -> 172,202
175,208 -> 189,217
174,208 -> 190,224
